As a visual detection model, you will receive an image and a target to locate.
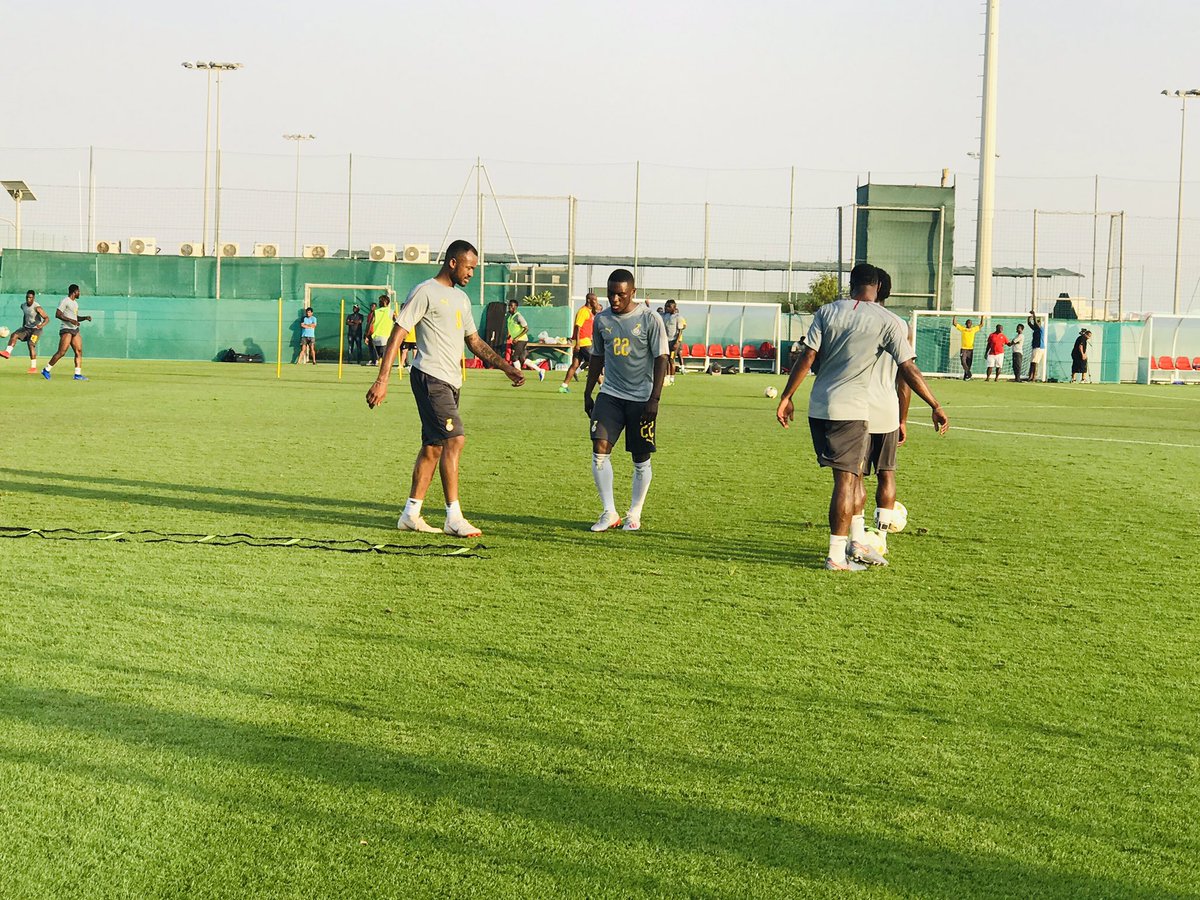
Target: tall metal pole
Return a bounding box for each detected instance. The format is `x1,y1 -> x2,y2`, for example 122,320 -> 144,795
203,68 -> 212,254
346,153 -> 353,257
283,134 -> 315,256
1164,91 -> 1200,316
1031,209 -> 1039,313
87,145 -> 95,250
1118,211 -> 1126,321
214,67 -> 224,298
475,156 -> 483,256
786,165 -> 795,308
633,160 -> 641,280
1091,174 -> 1099,304
973,0 -> 1000,315
702,202 -> 710,305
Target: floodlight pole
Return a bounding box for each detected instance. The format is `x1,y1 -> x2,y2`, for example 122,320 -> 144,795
284,134 -> 316,257
182,62 -> 215,255
1163,89 -> 1200,316
973,0 -> 1000,315
208,62 -> 242,299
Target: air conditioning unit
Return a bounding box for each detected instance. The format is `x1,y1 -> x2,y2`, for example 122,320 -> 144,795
220,242 -> 240,258
128,237 -> 158,255
253,242 -> 280,259
179,241 -> 204,257
95,239 -> 121,254
401,243 -> 430,264
303,244 -> 330,259
369,243 -> 396,263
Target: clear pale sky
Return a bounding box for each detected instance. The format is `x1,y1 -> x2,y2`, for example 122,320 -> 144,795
3,0 -> 1200,310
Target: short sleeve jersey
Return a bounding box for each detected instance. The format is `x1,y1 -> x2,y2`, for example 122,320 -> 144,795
1029,320 -> 1044,349
574,306 -> 595,347
57,297 -> 80,333
805,299 -> 915,422
1072,335 -> 1087,358
985,332 -> 1009,355
955,323 -> 981,350
1010,332 -> 1025,353
660,311 -> 681,341
301,316 -> 316,339
22,303 -> 44,331
591,305 -> 669,402
346,312 -> 363,336
395,278 -> 477,389
866,307 -> 911,434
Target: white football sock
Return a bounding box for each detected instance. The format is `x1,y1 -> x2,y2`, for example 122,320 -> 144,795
29,358 -> 36,367
521,359 -> 539,371
829,535 -> 848,561
446,500 -> 462,521
629,459 -> 652,516
74,367 -> 82,376
876,506 -> 894,531
850,515 -> 867,543
403,497 -> 423,519
592,453 -> 616,514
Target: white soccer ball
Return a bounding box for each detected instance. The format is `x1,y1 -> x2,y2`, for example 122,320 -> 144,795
764,386 -> 779,399
0,327 -> 9,339
860,529 -> 888,556
890,501 -> 908,533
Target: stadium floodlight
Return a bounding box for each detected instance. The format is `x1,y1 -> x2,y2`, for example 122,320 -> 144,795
283,134 -> 316,257
1,180 -> 36,250
1162,89 -> 1200,315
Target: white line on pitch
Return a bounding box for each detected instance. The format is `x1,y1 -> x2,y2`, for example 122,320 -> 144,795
1072,386 -> 1200,403
911,422 -> 1200,449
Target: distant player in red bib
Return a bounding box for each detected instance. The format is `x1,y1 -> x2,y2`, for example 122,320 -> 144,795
984,324 -> 1010,382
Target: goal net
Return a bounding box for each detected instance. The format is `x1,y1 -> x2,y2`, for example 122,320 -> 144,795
911,310 -> 1050,381
300,283 -> 397,366
1137,314 -> 1200,383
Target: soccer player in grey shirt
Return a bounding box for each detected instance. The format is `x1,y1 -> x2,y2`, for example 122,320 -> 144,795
584,269 -> 669,532
776,264 -> 948,571
366,240 -> 525,537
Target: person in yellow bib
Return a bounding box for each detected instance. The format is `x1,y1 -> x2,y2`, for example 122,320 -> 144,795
952,315 -> 982,380
561,292 -> 601,393
371,295 -> 396,365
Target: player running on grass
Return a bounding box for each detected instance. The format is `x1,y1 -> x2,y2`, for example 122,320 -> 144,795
776,264 -> 948,571
1,290 -> 50,372
560,292 -> 601,392
366,240 -> 524,538
584,268 -> 669,532
41,284 -> 91,381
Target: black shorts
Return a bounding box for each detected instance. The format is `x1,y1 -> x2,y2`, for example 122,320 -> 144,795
865,430 -> 899,475
13,327 -> 41,343
59,329 -> 79,338
301,336 -> 315,346
573,347 -> 591,366
410,368 -> 463,446
590,392 -> 657,456
668,339 -> 679,353
808,418 -> 869,474
1071,357 -> 1087,374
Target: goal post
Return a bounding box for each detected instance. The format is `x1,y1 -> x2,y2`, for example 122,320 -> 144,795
1137,314 -> 1200,384
911,310 -> 1049,381
292,283 -> 396,373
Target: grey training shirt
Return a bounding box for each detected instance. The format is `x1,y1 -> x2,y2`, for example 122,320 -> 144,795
591,305 -> 669,402
395,278 -> 477,389
805,298 -> 915,422
866,307 -> 911,434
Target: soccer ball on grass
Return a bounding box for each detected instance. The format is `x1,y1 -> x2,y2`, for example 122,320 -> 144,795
874,501 -> 908,533
764,386 -> 779,399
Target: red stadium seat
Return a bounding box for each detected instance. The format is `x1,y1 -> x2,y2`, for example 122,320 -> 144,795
692,342 -> 707,358
742,344 -> 759,359
724,344 -> 741,358
1158,356 -> 1176,371
1175,356 -> 1192,371
759,341 -> 775,359
1150,355 -> 1159,370
708,344 -> 724,358
1193,357 -> 1200,371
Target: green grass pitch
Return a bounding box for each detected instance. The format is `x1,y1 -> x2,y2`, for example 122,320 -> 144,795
0,359 -> 1197,898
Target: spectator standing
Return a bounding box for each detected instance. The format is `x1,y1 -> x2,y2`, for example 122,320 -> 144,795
346,304 -> 364,365
506,299 -> 545,380
298,307 -> 317,364
1010,323 -> 1026,381
984,324 -> 1010,382
952,316 -> 982,380
366,301 -> 380,365
370,296 -> 395,367
1071,328 -> 1091,383
1027,311 -> 1045,382
659,299 -> 684,384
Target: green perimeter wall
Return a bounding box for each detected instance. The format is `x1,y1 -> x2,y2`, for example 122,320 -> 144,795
0,250 -> 534,362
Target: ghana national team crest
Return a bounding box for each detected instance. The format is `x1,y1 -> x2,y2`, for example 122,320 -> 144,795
633,323 -> 642,335
445,417 -> 455,431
